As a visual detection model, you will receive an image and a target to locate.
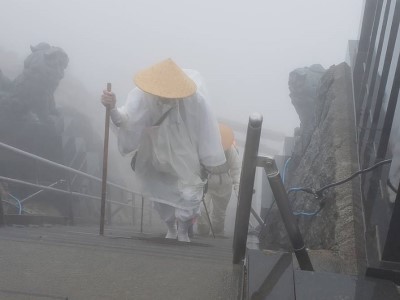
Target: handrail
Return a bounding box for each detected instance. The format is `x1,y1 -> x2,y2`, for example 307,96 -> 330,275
0,176 -> 133,208
259,156 -> 313,271
231,114 -> 313,271
0,141 -> 150,232
0,141 -> 140,195
233,113 -> 263,264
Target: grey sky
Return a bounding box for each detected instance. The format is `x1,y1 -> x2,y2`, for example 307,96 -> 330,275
0,0 -> 363,138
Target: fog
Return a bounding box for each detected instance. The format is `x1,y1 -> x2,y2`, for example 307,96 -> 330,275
0,1 -> 364,232
1,0 -> 363,138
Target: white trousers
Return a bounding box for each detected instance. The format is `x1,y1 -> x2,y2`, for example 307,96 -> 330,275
198,173 -> 233,233
154,202 -> 201,223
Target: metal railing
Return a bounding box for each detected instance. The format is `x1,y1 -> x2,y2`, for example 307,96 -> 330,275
232,114 -> 313,271
352,0 -> 400,276
0,141 -> 146,232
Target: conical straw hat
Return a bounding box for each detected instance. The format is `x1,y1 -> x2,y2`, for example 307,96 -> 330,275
219,123 -> 234,150
134,58 -> 197,99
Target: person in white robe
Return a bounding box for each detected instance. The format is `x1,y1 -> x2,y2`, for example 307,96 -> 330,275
101,59 -> 225,242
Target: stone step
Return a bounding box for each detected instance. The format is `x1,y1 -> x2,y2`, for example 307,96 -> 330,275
245,248 -> 400,299
0,225 -> 242,299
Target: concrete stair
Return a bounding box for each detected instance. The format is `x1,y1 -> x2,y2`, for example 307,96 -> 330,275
244,248 -> 400,300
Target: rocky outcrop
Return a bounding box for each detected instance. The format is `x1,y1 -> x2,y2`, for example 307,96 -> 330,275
289,64 -> 326,160
261,63 -> 366,275
0,45 -> 132,224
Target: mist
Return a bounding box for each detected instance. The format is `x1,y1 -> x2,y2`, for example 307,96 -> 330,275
1,0 -> 363,138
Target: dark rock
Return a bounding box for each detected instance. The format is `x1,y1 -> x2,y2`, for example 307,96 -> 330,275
261,63 -> 365,275
0,43 -> 68,126
0,43 -> 69,217
289,64 -> 326,161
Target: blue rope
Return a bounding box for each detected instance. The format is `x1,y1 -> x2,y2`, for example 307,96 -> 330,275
293,210 -> 320,216
287,187 -> 311,194
8,193 -> 22,215
287,188 -> 320,217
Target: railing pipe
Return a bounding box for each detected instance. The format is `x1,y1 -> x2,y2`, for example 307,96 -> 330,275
232,113 -> 263,264
0,141 -> 135,194
0,189 -> 4,226
0,176 -> 133,208
131,193 -> 135,226
140,196 -> 144,233
261,157 -> 314,271
0,141 -> 141,231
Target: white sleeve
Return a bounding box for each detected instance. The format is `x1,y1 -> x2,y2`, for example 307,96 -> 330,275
114,89 -> 153,155
110,107 -> 128,127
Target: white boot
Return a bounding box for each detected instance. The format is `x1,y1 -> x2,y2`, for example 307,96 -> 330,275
177,219 -> 191,243
165,220 -> 177,239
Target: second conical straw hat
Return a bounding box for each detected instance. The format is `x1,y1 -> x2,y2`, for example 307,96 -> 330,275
134,58 -> 197,99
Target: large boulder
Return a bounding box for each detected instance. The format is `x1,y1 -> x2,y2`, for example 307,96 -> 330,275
261,63 -> 365,275
289,64 -> 326,160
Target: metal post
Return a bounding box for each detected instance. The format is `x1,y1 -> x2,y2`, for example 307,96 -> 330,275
66,175 -> 74,226
233,189 -> 264,228
100,82 -> 112,235
382,181 -> 400,262
261,157 -> 313,271
0,184 -> 5,227
364,48 -> 400,226
106,191 -> 112,226
353,0 -> 378,107
140,196 -> 144,233
250,207 -> 264,228
131,193 -> 135,226
201,181 -> 215,238
233,113 -> 263,264
202,199 -> 215,238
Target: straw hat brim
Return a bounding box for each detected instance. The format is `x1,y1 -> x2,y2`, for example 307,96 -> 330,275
219,123 -> 234,151
134,58 -> 197,99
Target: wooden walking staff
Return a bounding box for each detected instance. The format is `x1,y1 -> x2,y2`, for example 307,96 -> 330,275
100,82 -> 112,235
